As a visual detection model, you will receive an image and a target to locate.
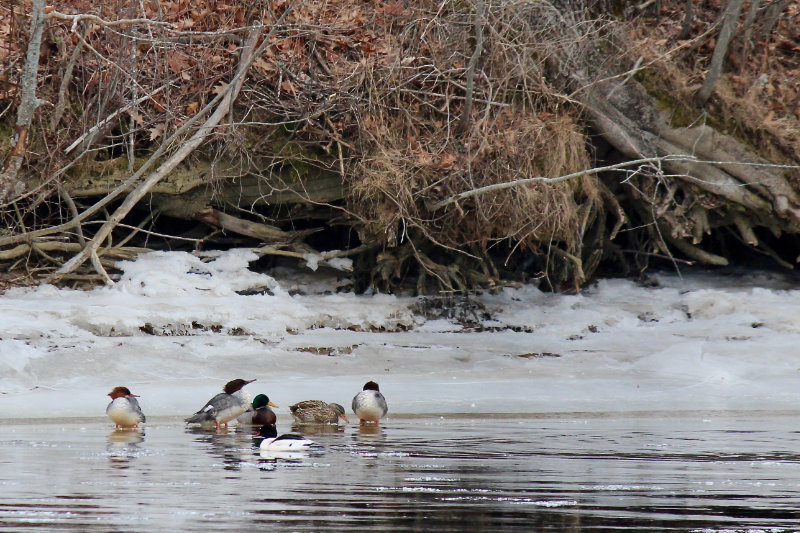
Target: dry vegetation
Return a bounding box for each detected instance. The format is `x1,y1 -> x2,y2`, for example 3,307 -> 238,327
0,0 -> 799,292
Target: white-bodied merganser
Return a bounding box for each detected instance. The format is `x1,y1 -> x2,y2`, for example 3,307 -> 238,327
185,378 -> 255,428
351,381 -> 388,425
106,386 -> 146,428
289,400 -> 348,425
258,424 -> 316,451
237,394 -> 279,425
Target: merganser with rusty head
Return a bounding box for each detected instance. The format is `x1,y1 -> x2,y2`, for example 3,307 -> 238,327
289,400 -> 348,425
237,394 -> 279,425
352,381 -> 388,425
106,386 -> 146,428
258,424 -> 316,451
185,378 -> 255,428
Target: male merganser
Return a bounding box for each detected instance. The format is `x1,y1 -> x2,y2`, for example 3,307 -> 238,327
185,378 -> 255,428
258,424 -> 316,451
351,381 -> 388,425
289,400 -> 348,425
238,394 -> 279,425
106,386 -> 146,428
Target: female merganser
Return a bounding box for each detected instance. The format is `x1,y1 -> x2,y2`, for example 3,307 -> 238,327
289,400 -> 348,425
352,381 -> 388,425
258,424 -> 316,451
185,378 -> 255,428
106,386 -> 146,428
238,394 -> 279,425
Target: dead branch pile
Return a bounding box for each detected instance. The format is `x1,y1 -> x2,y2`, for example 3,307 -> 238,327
1,0 -> 799,291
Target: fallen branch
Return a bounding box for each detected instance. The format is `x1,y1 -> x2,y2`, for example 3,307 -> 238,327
195,207 -> 320,243
46,10 -> 174,31
0,241 -> 149,261
429,155 -> 697,211
251,243 -> 377,272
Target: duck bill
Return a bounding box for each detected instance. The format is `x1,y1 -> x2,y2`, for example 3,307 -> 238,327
244,379 -> 257,385
340,414 -> 349,423
268,401 -> 279,408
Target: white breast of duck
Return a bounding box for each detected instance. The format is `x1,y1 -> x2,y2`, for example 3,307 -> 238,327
106,397 -> 144,428
352,390 -> 388,421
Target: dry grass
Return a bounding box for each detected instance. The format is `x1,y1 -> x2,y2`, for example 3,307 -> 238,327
342,1 -> 610,289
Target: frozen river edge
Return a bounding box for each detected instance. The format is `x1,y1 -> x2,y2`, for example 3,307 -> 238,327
2,250 -> 800,419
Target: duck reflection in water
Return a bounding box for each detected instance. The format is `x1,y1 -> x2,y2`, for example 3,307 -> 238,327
357,423 -> 385,438
106,428 -> 144,469
289,423 -> 346,437
186,425 -> 252,471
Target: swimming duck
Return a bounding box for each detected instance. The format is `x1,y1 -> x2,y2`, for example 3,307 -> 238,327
289,400 -> 348,425
238,394 -> 279,425
258,424 -> 316,451
351,381 -> 388,425
185,378 -> 255,428
106,386 -> 146,429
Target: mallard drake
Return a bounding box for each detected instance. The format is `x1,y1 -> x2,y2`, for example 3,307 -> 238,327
106,386 -> 146,428
238,394 -> 278,425
351,381 -> 388,425
258,424 -> 316,451
289,400 -> 348,425
185,378 -> 255,428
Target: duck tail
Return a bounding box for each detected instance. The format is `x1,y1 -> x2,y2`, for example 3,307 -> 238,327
185,411 -> 213,424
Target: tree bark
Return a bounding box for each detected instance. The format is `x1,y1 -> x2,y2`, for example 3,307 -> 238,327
696,0 -> 745,105
0,0 -> 46,204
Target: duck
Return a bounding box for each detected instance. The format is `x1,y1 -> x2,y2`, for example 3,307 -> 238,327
238,394 -> 279,425
258,424 -> 316,451
289,400 -> 348,425
106,386 -> 146,429
185,378 -> 255,428
351,381 -> 388,425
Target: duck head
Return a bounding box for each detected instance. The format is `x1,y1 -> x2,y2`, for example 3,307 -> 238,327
223,378 -> 256,394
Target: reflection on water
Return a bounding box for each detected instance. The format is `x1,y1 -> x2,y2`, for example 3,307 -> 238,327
1,414 -> 800,531
106,428 -> 144,470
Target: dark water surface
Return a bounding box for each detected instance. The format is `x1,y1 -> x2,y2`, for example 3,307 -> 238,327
1,413 -> 799,531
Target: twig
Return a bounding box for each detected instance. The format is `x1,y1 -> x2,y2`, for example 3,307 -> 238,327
53,23 -> 86,128
46,10 -> 174,31
606,56 -> 642,99
58,185 -> 85,246
430,155 -> 697,211
64,84 -> 168,154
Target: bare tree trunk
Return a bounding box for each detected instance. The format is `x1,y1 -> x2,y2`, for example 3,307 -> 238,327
0,0 -> 46,204
737,0 -> 759,75
757,0 -> 791,38
695,0 -> 745,106
457,0 -> 485,135
678,0 -> 694,40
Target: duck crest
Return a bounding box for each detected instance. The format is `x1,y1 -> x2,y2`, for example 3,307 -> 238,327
363,381 -> 380,391
108,386 -> 134,399
224,378 -> 256,394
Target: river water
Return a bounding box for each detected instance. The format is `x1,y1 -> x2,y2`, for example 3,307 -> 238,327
2,412 -> 799,531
